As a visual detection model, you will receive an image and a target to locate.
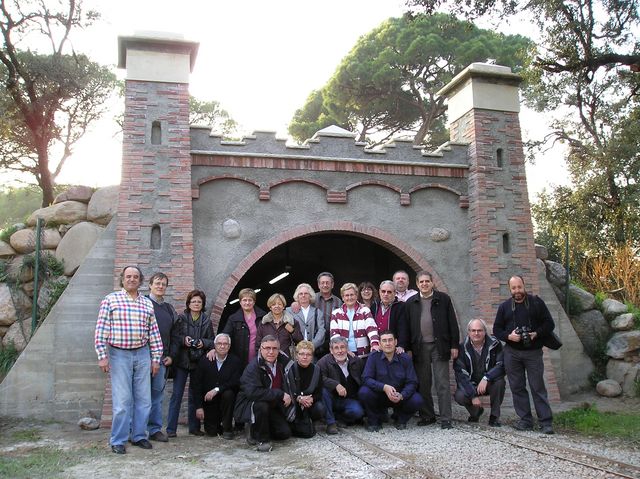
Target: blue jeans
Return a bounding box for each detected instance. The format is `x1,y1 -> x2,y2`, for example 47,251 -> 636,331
322,388 -> 364,425
358,385 -> 424,426
148,362 -> 166,435
167,366 -> 200,433
109,346 -> 151,446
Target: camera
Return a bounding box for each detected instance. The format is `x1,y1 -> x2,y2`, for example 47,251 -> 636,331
187,338 -> 200,349
515,326 -> 532,348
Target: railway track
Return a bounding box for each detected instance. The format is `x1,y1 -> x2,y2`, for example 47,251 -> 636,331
319,423 -> 640,478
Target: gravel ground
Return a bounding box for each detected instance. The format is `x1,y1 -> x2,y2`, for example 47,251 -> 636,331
2,392 -> 639,479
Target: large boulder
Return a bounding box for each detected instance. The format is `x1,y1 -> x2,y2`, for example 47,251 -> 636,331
596,379 -> 622,397
9,228 -> 61,254
570,309 -> 611,357
602,298 -> 628,320
0,285 -> 32,325
87,185 -> 118,225
55,222 -> 105,275
535,244 -> 549,260
1,318 -> 31,351
53,185 -> 94,204
568,284 -> 595,313
0,240 -> 16,258
545,260 -> 567,286
611,313 -> 635,331
606,330 -> 640,359
27,201 -> 88,226
606,359 -> 640,396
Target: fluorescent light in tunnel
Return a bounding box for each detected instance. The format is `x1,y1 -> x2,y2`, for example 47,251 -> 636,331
229,298 -> 239,305
254,289 -> 261,293
269,272 -> 289,285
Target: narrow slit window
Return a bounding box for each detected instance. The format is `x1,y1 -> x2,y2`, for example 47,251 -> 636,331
150,224 -> 161,250
502,232 -> 511,254
496,148 -> 504,168
151,121 -> 162,145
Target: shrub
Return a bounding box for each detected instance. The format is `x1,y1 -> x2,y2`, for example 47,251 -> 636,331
0,341 -> 19,377
43,253 -> 64,277
0,260 -> 7,283
0,224 -> 19,243
594,291 -> 606,310
40,280 -> 68,321
582,244 -> 640,306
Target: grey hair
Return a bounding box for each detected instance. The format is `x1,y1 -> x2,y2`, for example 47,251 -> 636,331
214,333 -> 231,344
467,318 -> 489,334
293,283 -> 317,303
379,280 -> 395,290
329,336 -> 348,348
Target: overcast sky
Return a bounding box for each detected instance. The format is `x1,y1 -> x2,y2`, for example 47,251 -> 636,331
27,0 -> 568,199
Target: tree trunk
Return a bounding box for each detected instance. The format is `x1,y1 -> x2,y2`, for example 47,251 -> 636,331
36,140 -> 54,207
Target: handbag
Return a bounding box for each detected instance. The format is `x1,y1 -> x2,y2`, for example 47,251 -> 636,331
291,409 -> 316,438
543,331 -> 563,350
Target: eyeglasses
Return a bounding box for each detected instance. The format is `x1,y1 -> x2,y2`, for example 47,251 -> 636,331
215,342 -> 230,346
380,290 -> 394,294
469,329 -> 484,333
261,346 -> 279,351
297,352 -> 313,357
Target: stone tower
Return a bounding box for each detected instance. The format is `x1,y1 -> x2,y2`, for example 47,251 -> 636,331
116,32 -> 199,300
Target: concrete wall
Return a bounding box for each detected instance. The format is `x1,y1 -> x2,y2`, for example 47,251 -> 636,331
0,220 -> 116,421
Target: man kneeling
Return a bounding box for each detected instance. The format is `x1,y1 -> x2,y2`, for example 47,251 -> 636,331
453,319 -> 506,427
359,330 -> 424,431
234,335 -> 294,452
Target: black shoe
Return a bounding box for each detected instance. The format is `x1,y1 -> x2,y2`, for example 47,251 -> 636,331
440,421 -> 453,430
395,422 -> 407,430
366,424 -> 381,432
166,431 -> 177,438
149,431 -> 168,442
488,416 -> 502,427
111,444 -> 126,454
468,407 -> 484,422
222,431 -> 234,440
189,430 -> 204,436
541,425 -> 555,435
326,423 -> 339,435
417,417 -> 437,426
514,420 -> 533,431
131,439 -> 152,449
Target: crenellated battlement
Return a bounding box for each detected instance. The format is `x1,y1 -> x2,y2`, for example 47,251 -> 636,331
190,125 -> 469,167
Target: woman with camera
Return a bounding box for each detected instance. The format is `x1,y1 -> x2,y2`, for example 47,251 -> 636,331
167,289 -> 214,437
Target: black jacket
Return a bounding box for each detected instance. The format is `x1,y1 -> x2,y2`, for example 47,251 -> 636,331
175,309 -> 215,370
406,290 -> 460,360
454,335 -> 505,398
221,306 -> 267,368
369,299 -> 410,350
316,352 -> 364,399
286,362 -> 323,405
192,352 -> 242,409
233,352 -> 294,424
147,296 -> 180,361
493,294 -> 554,350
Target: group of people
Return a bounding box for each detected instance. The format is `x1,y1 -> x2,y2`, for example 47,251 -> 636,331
95,267 -> 557,454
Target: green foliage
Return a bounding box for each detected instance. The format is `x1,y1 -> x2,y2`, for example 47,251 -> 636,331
0,447 -> 81,478
0,185 -> 70,229
0,341 -> 19,377
289,13 -> 531,145
554,404 -> 640,443
565,290 -> 582,316
189,97 -> 237,135
588,333 -> 610,386
43,253 -> 64,278
0,260 -> 7,282
594,292 -> 606,310
11,429 -> 41,442
0,224 -> 19,243
635,378 -> 640,398
625,302 -> 640,329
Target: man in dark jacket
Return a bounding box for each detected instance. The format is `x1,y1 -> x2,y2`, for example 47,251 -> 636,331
359,331 -> 424,431
454,319 -> 505,427
493,275 -> 555,434
193,333 -> 242,439
369,280 -> 410,352
146,272 -> 180,442
405,271 -> 460,429
317,336 -> 365,434
234,335 -> 294,452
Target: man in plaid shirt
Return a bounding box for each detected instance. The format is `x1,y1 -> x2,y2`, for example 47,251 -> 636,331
95,265 -> 163,454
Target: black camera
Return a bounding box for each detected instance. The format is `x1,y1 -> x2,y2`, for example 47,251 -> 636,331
515,326 -> 532,348
187,338 -> 200,349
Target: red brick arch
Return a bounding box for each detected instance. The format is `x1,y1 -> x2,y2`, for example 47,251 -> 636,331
210,221 -> 449,326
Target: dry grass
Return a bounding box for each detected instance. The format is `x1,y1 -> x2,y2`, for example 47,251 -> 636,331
582,244 -> 640,305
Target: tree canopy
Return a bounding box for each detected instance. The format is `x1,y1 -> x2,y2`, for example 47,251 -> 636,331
0,0 -> 117,206
189,97 -> 238,136
289,13 -> 531,146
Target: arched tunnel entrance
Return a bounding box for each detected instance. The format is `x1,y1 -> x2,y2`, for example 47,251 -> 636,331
217,233 -> 414,331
